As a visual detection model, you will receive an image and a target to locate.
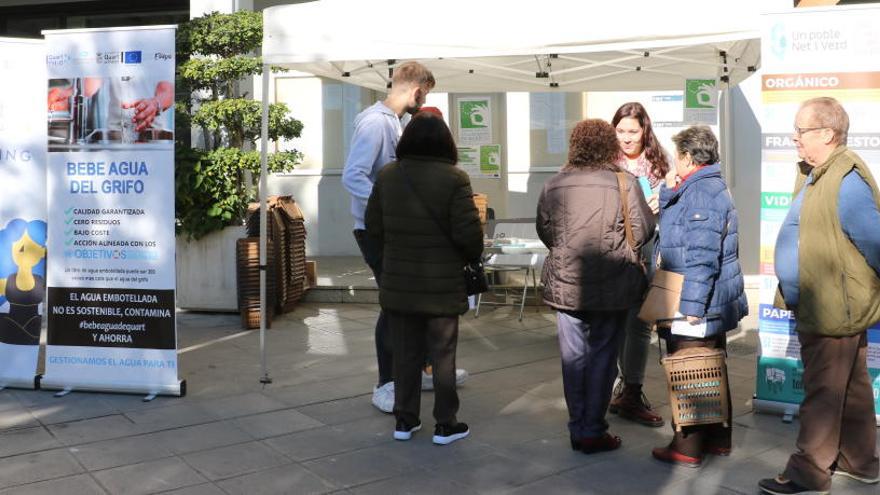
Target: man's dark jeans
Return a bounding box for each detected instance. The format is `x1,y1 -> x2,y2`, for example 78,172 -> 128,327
353,229 -> 393,386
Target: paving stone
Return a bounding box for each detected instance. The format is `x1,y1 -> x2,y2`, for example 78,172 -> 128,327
217,463 -> 338,495
47,415 -> 142,445
155,483 -> 225,495
302,444 -> 420,488
92,457 -> 207,495
143,420 -> 254,455
27,397 -> 122,425
231,409 -> 324,439
68,434 -> 173,471
296,396 -> 379,426
196,392 -> 289,419
123,403 -> 218,431
426,452 -> 559,494
510,473 -> 609,495
349,469 -> 481,495
0,393 -> 23,413
0,408 -> 39,431
0,448 -> 84,489
0,426 -> 62,457
263,416 -> 391,461
269,374 -> 376,408
181,441 -> 289,481
560,451 -> 700,494
0,474 -> 105,495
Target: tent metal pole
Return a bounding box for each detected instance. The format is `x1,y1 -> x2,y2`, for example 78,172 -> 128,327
259,65 -> 272,385
722,79 -> 734,188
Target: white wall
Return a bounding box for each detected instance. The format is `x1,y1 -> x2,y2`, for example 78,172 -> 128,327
191,0 -> 253,17
725,77 -> 763,276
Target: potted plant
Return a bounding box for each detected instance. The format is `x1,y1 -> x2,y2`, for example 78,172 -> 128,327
175,11 -> 303,310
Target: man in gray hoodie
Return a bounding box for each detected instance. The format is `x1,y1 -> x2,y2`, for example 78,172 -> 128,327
342,61 -> 434,413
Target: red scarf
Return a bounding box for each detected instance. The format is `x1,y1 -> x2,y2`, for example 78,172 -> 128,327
674,165 -> 707,190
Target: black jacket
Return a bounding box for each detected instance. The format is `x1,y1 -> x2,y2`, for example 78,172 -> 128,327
366,156 -> 483,316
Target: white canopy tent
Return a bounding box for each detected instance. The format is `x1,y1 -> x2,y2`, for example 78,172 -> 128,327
256,0 -> 764,381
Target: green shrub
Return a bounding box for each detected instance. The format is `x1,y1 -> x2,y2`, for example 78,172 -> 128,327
176,11 -> 303,239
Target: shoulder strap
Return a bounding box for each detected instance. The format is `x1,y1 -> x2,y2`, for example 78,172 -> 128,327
398,162 -> 467,260
616,172 -> 637,250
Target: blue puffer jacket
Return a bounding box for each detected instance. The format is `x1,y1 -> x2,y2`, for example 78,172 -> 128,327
657,164 -> 748,335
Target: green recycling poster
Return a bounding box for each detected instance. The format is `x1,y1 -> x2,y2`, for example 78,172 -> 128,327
683,78 -> 718,124
457,144 -> 500,178
457,97 -> 492,146
456,96 -> 499,178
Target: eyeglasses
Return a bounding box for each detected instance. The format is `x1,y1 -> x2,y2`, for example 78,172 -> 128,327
793,126 -> 825,137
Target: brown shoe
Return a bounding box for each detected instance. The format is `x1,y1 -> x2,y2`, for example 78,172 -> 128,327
610,383 -> 665,427
575,433 -> 622,454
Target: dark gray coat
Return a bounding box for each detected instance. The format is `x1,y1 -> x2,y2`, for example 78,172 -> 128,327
365,156 -> 484,316
536,167 -> 655,311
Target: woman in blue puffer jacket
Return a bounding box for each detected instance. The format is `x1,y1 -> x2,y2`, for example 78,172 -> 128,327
651,125 -> 748,469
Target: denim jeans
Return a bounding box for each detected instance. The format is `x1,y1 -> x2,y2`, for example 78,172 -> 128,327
556,309 -> 626,439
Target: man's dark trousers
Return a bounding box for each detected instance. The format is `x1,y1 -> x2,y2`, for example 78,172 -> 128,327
353,229 -> 392,386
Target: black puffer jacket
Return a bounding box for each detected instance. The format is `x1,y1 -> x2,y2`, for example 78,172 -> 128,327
365,156 -> 483,316
536,167 -> 655,311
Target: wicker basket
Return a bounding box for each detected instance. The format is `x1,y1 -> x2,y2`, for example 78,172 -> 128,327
661,347 -> 729,431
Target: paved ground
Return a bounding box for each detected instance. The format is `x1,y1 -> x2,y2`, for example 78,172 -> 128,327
0,296 -> 877,494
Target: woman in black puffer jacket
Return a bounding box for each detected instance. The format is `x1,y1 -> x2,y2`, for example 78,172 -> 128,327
365,112 -> 483,446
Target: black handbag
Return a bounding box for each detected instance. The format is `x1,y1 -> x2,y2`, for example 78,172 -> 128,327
398,163 -> 488,295
462,259 -> 489,295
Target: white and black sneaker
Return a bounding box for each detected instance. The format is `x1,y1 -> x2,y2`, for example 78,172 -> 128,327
432,422 -> 470,445
393,419 -> 421,441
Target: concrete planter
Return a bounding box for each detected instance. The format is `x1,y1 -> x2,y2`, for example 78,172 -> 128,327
176,225 -> 246,312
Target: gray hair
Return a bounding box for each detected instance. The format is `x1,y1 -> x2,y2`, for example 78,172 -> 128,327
800,97 -> 849,144
671,125 -> 719,166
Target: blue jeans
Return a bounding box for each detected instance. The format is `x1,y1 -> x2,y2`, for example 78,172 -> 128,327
557,309 -> 626,439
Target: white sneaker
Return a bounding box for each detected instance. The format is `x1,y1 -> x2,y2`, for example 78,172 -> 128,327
421,369 -> 469,391
372,382 -> 394,413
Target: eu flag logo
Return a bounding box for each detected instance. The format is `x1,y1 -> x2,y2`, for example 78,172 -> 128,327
123,51 -> 142,64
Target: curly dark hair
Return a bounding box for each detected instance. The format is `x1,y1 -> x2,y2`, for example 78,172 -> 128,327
566,119 -> 620,171
611,102 -> 670,180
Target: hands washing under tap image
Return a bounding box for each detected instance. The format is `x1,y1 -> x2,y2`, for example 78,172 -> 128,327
47,76 -> 174,151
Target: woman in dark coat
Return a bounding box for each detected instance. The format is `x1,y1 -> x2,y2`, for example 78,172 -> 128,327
651,125 -> 748,467
365,112 -> 483,446
536,119 -> 655,454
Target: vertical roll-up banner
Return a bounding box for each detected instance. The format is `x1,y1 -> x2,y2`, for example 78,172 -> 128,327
0,38 -> 47,389
758,7 -> 880,422
42,26 -> 183,396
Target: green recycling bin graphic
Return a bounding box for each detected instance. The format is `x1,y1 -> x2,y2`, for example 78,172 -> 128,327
460,100 -> 490,128
685,79 -> 717,109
